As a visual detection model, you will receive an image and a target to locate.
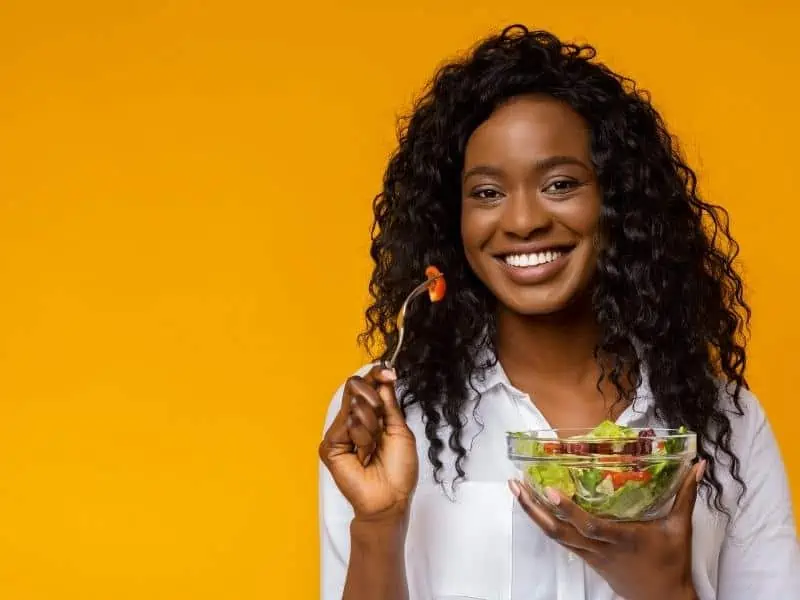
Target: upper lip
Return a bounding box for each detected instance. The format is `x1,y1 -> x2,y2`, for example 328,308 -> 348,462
493,243 -> 576,257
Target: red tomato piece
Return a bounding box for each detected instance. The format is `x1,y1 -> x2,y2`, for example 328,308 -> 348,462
425,266 -> 446,302
609,470 -> 653,489
542,442 -> 562,455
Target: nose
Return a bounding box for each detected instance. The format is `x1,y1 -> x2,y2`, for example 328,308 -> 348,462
500,190 -> 552,239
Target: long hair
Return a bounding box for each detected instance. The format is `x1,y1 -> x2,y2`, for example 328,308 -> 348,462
359,25 -> 749,512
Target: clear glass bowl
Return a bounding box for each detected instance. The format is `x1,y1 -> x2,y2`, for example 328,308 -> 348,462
507,427 -> 697,521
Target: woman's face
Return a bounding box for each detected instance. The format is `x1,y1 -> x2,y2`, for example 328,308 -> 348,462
460,94 -> 602,316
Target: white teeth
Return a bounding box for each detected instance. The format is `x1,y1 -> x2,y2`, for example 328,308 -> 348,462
504,251 -> 563,268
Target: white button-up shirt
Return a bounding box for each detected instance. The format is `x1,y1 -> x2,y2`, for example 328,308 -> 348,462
319,359 -> 800,599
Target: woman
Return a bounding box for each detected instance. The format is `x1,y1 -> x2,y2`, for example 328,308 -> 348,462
318,25 -> 799,600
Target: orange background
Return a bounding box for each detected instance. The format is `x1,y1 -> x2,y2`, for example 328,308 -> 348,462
0,1 -> 797,598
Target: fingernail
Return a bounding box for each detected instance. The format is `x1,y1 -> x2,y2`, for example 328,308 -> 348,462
695,460 -> 707,483
381,368 -> 397,381
545,487 -> 561,505
508,479 -> 521,498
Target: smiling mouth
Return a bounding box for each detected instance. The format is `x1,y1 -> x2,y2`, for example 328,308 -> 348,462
501,247 -> 574,268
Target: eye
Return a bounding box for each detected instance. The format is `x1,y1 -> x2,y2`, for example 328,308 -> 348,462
471,188 -> 504,201
543,178 -> 580,195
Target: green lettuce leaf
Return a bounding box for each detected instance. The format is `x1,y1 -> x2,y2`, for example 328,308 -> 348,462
577,468 -> 604,494
663,426 -> 689,455
509,437 -> 546,457
646,461 -> 680,496
527,464 -> 576,497
596,480 -> 655,519
586,420 -> 635,439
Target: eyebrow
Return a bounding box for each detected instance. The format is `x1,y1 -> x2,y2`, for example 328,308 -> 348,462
462,155 -> 591,181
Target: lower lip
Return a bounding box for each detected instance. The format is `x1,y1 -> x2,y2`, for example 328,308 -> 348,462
496,251 -> 572,285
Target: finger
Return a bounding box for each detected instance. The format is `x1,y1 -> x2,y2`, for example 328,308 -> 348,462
347,413 -> 377,465
351,396 -> 380,435
350,398 -> 380,464
318,421 -> 356,468
363,365 -> 403,426
319,404 -> 358,471
319,372 -> 382,460
347,410 -> 376,448
347,377 -> 385,415
320,402 -> 355,459
374,374 -> 406,429
363,364 -> 398,387
510,480 -> 600,553
323,375 -> 376,448
544,487 -> 626,545
355,364 -> 402,419
670,459 -> 705,520
350,374 -> 392,455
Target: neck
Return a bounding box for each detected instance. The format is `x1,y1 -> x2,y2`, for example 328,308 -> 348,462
495,296 -> 600,385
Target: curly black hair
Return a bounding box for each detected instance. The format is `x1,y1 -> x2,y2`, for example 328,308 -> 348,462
359,24 -> 749,513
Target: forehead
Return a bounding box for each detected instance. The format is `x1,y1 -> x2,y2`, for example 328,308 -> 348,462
464,95 -> 591,166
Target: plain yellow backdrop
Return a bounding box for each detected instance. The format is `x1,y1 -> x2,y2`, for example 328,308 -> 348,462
0,1 -> 797,598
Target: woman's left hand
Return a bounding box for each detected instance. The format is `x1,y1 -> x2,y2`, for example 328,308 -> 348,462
510,461 -> 706,600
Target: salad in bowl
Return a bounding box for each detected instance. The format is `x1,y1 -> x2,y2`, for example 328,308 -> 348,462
507,421 -> 697,521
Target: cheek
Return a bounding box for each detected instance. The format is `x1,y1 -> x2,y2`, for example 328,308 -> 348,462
460,208 -> 494,277
460,207 -> 489,252
554,194 -> 602,235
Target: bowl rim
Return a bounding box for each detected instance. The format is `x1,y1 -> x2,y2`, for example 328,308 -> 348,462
509,453 -> 696,462
507,427 -> 698,461
506,427 -> 697,441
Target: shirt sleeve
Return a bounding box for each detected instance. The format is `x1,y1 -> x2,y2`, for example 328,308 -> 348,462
319,366 -> 373,600
716,390 -> 800,598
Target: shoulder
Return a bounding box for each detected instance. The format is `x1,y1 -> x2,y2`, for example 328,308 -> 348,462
712,382 -> 790,511
712,382 -> 772,465
716,382 -> 769,451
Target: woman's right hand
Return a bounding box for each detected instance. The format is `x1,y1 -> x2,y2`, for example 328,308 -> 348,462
319,365 -> 419,522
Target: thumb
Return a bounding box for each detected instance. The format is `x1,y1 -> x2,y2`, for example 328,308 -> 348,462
376,375 -> 405,428
671,460 -> 706,520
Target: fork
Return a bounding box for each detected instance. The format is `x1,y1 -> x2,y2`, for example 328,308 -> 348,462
353,272 -> 443,466
383,272 -> 444,371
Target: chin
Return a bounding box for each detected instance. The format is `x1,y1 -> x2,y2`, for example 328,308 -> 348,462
503,295 -> 575,317
494,279 -> 594,318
